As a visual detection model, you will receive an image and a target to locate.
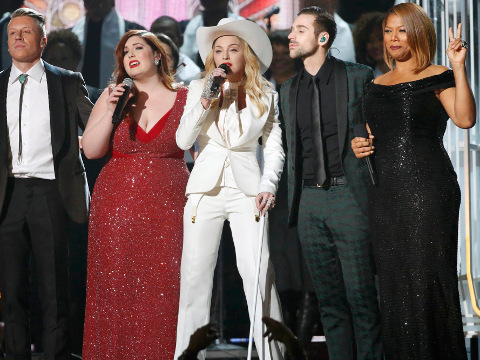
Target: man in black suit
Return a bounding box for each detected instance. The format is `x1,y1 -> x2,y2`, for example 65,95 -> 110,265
0,8 -> 92,359
280,7 -> 382,360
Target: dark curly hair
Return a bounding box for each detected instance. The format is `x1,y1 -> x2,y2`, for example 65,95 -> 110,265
44,30 -> 82,63
353,12 -> 385,67
154,33 -> 180,70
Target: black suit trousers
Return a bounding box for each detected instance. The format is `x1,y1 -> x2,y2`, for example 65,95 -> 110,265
0,178 -> 70,360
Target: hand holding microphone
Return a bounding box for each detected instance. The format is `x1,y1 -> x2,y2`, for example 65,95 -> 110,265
109,78 -> 133,124
201,63 -> 231,101
352,123 -> 377,186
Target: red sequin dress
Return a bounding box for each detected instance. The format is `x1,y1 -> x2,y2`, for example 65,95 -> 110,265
82,87 -> 189,360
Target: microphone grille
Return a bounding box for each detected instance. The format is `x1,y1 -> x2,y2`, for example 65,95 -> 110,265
219,63 -> 231,72
123,78 -> 133,87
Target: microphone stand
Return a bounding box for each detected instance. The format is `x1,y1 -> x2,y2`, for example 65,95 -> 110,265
265,16 -> 273,31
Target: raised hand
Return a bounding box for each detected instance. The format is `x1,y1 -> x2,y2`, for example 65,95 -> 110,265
447,23 -> 467,66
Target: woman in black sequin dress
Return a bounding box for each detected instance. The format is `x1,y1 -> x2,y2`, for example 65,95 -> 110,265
352,4 -> 476,360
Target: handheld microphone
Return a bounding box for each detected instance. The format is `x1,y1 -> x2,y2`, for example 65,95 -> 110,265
211,63 -> 231,93
112,78 -> 133,124
264,6 -> 280,19
354,123 -> 377,186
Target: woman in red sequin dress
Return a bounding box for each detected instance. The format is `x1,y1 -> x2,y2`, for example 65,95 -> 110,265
81,30 -> 189,359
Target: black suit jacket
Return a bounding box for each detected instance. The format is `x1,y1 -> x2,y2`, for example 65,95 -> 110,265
0,61 -> 93,223
280,57 -> 373,227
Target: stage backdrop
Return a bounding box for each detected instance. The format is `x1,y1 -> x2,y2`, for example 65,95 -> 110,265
36,0 -> 299,33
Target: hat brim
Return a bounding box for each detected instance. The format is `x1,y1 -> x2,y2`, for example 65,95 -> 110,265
196,19 -> 272,74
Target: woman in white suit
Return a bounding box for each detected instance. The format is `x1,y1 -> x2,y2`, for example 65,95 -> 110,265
174,18 -> 285,360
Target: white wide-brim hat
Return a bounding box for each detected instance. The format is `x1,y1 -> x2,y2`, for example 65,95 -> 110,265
196,18 -> 273,74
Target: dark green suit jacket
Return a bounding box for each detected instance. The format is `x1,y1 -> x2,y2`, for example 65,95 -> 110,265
280,57 -> 373,227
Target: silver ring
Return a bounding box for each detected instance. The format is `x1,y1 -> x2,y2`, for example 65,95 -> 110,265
461,40 -> 468,49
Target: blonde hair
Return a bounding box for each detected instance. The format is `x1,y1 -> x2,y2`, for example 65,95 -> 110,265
203,36 -> 273,117
383,3 -> 436,74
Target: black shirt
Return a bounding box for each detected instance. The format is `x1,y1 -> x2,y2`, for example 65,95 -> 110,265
296,56 -> 343,179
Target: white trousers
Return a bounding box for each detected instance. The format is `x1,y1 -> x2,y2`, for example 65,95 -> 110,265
174,187 -> 285,360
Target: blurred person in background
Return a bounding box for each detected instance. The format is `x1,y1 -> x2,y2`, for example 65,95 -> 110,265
151,15 -> 201,84
180,0 -> 243,68
43,29 -> 102,103
267,30 -> 303,93
353,12 -> 388,77
155,32 -> 180,77
71,0 -> 145,92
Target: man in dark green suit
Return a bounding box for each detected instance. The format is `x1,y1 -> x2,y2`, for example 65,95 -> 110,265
280,6 -> 382,360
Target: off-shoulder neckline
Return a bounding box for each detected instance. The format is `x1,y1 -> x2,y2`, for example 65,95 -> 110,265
371,70 -> 453,87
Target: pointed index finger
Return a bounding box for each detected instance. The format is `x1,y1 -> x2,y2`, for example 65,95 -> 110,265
456,23 -> 462,39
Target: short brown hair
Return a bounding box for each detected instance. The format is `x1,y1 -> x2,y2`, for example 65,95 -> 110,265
383,3 -> 436,73
11,8 -> 46,38
298,6 -> 337,49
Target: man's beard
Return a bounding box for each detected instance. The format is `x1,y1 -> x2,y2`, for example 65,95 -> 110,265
289,41 -> 319,60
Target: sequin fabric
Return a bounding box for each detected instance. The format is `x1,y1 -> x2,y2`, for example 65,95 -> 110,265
365,70 -> 467,360
82,87 -> 190,360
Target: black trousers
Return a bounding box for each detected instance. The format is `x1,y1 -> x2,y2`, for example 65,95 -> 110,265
0,178 -> 70,360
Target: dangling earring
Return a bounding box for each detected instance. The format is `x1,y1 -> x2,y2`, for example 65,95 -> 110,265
154,58 -> 160,66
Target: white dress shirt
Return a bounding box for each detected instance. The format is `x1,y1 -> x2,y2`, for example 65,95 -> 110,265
216,81 -> 243,188
7,60 -> 55,179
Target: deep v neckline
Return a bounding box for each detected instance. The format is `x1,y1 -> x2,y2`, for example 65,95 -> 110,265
134,92 -> 178,143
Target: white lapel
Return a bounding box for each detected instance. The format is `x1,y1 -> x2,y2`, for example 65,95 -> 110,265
236,91 -> 271,145
203,108 -> 227,146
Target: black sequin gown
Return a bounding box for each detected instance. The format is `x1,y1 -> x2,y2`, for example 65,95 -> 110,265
365,70 -> 467,360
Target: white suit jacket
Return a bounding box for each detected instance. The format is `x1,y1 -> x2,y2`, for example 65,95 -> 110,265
176,79 -> 285,196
